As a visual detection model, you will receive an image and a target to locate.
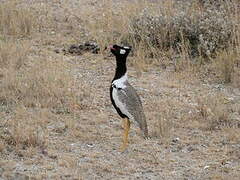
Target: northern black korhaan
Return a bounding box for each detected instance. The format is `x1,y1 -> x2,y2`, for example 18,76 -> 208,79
109,44 -> 148,152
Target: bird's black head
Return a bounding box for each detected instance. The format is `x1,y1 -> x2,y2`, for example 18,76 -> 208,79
110,44 -> 131,58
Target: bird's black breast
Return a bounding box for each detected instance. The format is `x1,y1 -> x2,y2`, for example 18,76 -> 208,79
110,85 -> 128,119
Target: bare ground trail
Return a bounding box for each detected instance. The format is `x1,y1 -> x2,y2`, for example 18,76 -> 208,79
0,0 -> 240,179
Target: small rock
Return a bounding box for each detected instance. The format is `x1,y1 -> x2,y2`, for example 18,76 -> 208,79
86,143 -> 94,148
47,150 -> 58,159
54,49 -> 60,53
187,146 -> 195,152
204,165 -> 210,169
172,137 -> 180,143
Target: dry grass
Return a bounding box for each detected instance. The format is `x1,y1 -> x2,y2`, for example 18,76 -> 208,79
0,47 -> 91,110
0,39 -> 30,70
80,0 -> 150,51
82,0 -> 240,75
196,93 -> 240,130
0,50 -> 92,152
0,0 -> 240,179
212,47 -> 240,85
215,50 -> 236,83
147,92 -> 188,142
2,106 -> 49,151
0,1 -> 93,154
0,0 -> 35,37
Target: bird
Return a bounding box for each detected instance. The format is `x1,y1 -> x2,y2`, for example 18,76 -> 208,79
109,44 -> 148,152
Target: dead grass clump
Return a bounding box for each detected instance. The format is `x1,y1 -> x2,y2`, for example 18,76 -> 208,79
156,112 -> 172,141
83,0 -> 237,57
83,0 -> 240,75
0,40 -> 29,70
1,106 -> 48,151
214,50 -> 237,83
0,0 -> 35,37
81,0 -> 148,52
0,58 -> 92,113
0,39 -> 92,112
196,93 -> 240,130
148,97 -> 176,141
0,40 -> 29,109
130,0 -> 235,58
222,128 -> 240,143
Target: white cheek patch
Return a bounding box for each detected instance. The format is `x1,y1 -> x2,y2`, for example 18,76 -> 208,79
120,49 -> 126,54
124,46 -> 130,49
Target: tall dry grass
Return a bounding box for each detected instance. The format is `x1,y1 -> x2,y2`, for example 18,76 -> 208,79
196,93 -> 240,130
0,40 -> 92,110
0,1 -> 93,153
0,40 -> 92,152
214,50 -> 236,83
0,0 -> 34,37
82,0 -> 240,76
2,106 -> 49,151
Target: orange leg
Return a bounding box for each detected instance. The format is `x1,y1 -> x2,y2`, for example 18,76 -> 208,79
120,118 -> 130,152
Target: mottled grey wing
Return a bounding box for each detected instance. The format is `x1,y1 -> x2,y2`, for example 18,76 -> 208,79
117,82 -> 148,137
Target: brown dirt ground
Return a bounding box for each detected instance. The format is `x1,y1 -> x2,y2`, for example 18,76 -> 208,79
0,0 -> 240,179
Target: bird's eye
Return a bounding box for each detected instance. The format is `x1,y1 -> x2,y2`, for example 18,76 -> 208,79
120,49 -> 126,54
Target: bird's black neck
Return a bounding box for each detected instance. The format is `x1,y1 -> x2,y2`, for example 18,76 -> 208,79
113,56 -> 127,81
